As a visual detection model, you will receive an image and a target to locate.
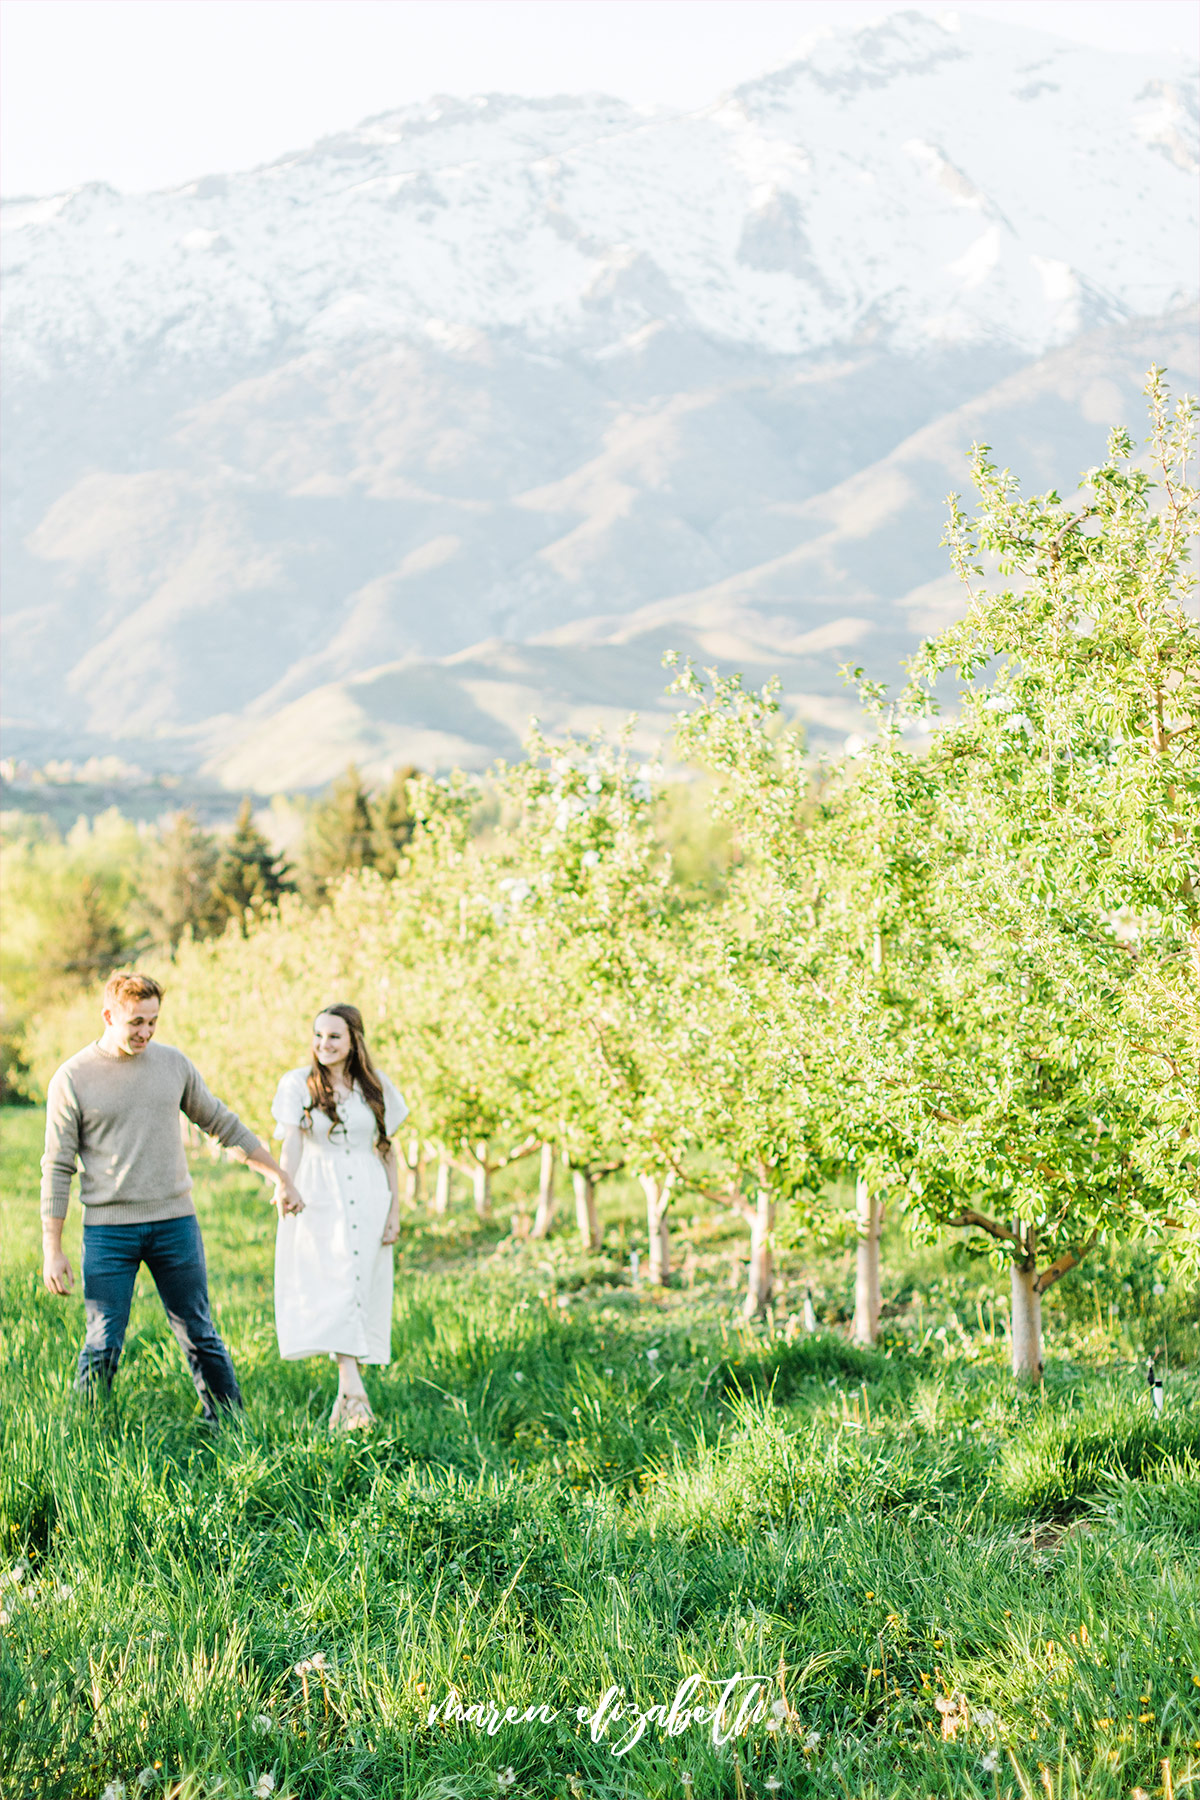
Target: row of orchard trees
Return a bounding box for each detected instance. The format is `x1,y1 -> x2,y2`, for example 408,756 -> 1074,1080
65,375 -> 1197,1382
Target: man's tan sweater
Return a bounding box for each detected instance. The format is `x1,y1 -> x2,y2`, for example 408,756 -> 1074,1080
41,1040 -> 261,1225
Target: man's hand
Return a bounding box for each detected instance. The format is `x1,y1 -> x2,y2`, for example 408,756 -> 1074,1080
43,1247 -> 74,1296
273,1175 -> 305,1219
381,1205 -> 401,1247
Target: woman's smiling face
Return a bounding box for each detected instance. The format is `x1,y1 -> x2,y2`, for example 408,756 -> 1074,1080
313,1012 -> 352,1070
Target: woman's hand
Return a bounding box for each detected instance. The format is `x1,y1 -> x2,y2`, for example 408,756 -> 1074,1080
274,1176 -> 305,1218
380,1205 -> 401,1246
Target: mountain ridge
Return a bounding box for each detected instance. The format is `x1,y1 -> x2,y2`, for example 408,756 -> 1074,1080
1,9 -> 1196,788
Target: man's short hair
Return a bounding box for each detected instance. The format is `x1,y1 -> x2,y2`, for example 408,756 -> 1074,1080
103,971 -> 164,1009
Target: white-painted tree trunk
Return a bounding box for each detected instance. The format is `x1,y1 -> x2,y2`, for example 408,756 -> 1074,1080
640,1175 -> 672,1283
573,1170 -> 601,1252
473,1140 -> 492,1219
1010,1255 -> 1044,1384
433,1157 -> 452,1215
742,1189 -> 775,1319
530,1143 -> 557,1239
403,1135 -> 424,1208
852,1177 -> 882,1346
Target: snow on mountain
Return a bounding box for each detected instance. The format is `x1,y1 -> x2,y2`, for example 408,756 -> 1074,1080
3,11 -> 1194,373
1,10 -> 1196,786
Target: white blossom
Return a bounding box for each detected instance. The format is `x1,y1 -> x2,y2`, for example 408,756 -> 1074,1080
984,694 -> 1016,712
581,850 -> 600,868
982,1748 -> 1000,1772
1002,713 -> 1033,734
843,733 -> 868,758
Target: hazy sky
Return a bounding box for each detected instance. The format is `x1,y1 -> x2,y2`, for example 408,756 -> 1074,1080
2,0 -> 1197,197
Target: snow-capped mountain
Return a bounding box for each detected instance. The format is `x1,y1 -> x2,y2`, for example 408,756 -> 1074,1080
2,9 -> 1196,784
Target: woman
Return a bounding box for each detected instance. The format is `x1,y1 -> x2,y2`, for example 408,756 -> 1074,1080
271,1004 -> 408,1430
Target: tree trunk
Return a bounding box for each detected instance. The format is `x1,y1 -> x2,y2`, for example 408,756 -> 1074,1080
473,1142 -> 492,1220
1011,1247 -> 1043,1384
530,1143 -> 557,1239
640,1175 -> 671,1284
573,1169 -> 601,1252
743,1189 -> 775,1319
403,1135 -> 424,1208
433,1157 -> 452,1215
852,1177 -> 882,1346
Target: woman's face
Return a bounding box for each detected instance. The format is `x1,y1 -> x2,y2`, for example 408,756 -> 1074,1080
313,1012 -> 352,1069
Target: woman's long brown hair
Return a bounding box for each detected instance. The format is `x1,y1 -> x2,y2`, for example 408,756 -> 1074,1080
303,1003 -> 391,1155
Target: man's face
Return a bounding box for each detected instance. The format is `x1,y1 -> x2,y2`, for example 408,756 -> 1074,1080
102,995 -> 160,1055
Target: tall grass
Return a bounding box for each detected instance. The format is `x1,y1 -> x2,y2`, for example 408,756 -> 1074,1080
2,1108 -> 1198,1799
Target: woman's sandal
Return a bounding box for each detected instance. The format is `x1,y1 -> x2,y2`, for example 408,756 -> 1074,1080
330,1393 -> 375,1433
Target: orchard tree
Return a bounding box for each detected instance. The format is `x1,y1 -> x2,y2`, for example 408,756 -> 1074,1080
892,370 -> 1200,1374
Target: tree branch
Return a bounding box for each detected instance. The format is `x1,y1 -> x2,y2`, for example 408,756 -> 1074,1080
1034,1231 -> 1100,1294
943,1208 -> 1023,1247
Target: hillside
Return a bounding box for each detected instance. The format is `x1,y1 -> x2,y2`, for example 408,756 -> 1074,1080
2,9 -> 1196,784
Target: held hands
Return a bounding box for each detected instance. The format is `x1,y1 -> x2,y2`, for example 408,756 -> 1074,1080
380,1205 -> 401,1247
273,1175 -> 306,1219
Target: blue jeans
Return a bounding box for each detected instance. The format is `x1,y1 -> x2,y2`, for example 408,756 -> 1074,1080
78,1215 -> 242,1421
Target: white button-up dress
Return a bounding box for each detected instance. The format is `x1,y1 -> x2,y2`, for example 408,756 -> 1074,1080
271,1067 -> 408,1364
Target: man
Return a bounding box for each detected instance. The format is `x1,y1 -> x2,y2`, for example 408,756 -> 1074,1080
41,970 -> 304,1422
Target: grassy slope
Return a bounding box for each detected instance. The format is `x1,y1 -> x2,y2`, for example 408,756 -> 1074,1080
1,1106 -> 1198,1800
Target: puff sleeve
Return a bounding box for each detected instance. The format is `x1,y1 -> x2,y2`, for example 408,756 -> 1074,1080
381,1074 -> 409,1136
270,1068 -> 309,1139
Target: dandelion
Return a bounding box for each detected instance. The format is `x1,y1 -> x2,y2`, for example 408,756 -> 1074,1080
253,1774 -> 276,1799
803,1729 -> 821,1753
1153,1281 -> 1166,1296
976,1707 -> 996,1730
513,1371 -> 525,1383
0,1609 -> 9,1626
982,1749 -> 1000,1773
497,1769 -> 517,1792
646,1347 -> 659,1364
136,1771 -> 157,1791
557,1295 -> 570,1309
764,1781 -> 782,1793
101,1784 -> 127,1800
604,1368 -> 613,1377
294,1660 -> 312,1675
309,1653 -> 328,1671
252,1715 -> 274,1734
7,1563 -> 27,1585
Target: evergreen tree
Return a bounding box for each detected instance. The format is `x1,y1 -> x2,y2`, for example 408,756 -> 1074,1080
135,810 -> 221,953
211,798 -> 293,933
370,764 -> 418,878
298,764 -> 376,902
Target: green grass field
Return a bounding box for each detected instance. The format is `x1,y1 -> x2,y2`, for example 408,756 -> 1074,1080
2,1104 -> 1199,1800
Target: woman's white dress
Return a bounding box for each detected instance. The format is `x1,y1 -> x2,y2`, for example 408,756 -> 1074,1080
271,1067 -> 408,1364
